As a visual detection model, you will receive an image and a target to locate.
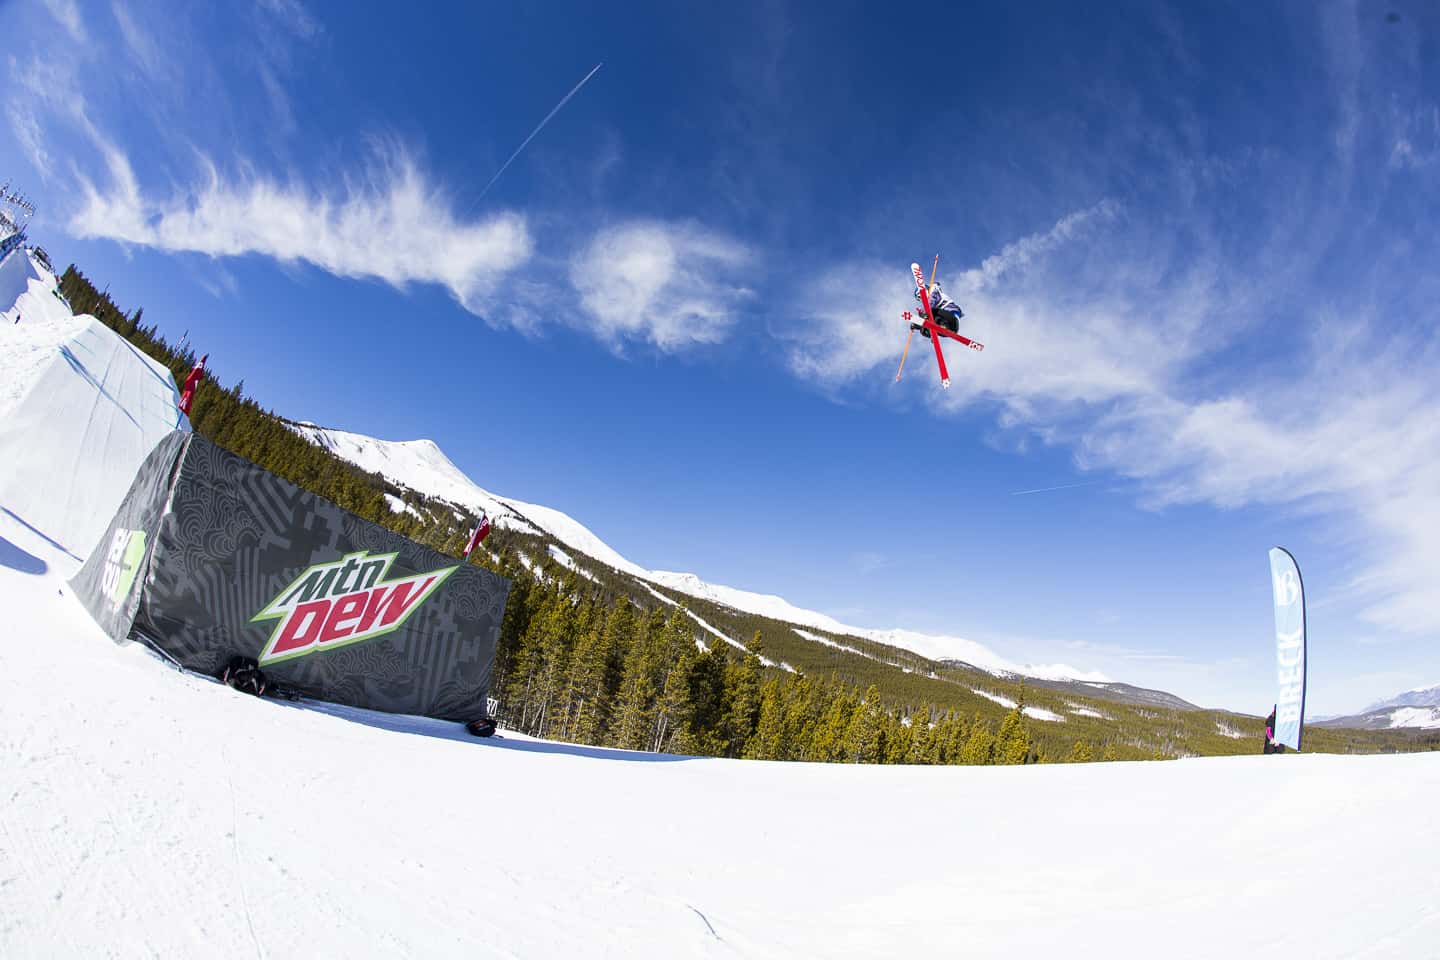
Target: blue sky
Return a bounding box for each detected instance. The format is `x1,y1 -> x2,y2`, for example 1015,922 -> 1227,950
6,0 -> 1439,715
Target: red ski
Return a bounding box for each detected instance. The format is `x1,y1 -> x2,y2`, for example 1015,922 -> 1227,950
896,261 -> 983,389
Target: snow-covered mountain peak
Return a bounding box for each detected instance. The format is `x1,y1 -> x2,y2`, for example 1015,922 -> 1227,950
1362,681 -> 1440,714
289,422 -> 1110,683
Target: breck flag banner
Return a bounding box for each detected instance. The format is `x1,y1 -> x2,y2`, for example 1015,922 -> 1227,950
1268,546 -> 1307,751
71,431 -> 511,721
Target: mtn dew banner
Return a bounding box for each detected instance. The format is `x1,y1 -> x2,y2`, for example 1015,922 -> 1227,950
71,432 -> 510,722
1269,547 -> 1307,751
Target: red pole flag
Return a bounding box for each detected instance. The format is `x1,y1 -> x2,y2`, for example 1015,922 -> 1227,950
462,513 -> 492,559
178,354 -> 207,415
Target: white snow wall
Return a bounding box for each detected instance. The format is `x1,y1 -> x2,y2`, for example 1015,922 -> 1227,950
0,253 -> 187,558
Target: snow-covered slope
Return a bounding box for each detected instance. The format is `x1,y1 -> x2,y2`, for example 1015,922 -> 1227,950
291,423 -> 652,577
0,249 -> 186,558
4,513 -> 1439,958
1320,704 -> 1440,731
1365,682 -> 1440,713
290,423 -> 1107,683
1383,707 -> 1440,730
0,247 -> 71,328
1319,683 -> 1440,731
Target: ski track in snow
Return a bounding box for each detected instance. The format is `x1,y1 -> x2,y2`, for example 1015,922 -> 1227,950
634,581 -> 796,669
971,689 -> 1064,722
548,545 -> 599,583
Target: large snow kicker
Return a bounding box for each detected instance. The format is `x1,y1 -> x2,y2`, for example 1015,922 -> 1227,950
0,249 -> 187,559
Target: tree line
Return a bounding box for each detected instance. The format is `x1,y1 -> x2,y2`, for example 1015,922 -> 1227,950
490,555 -> 1047,764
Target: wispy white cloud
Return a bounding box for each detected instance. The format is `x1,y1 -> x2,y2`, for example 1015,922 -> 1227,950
256,0 -> 323,39
569,221 -> 753,351
111,3 -> 163,77
6,101 -> 52,182
41,0 -> 85,43
194,263 -> 240,300
68,142 -> 533,311
9,28 -> 746,355
958,200 -> 1122,291
1388,106 -> 1440,171
10,50 -> 531,309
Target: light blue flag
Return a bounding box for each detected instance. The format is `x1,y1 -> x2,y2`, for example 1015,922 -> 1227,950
1269,547 -> 1307,751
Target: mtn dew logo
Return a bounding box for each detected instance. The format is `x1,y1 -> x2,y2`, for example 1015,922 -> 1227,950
253,551 -> 458,665
101,528 -> 147,608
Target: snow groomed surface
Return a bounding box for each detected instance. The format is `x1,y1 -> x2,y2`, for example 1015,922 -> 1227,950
2,518 -> 1438,958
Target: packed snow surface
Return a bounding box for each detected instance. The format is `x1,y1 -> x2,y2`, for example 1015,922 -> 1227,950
1216,722 -> 1247,739
973,688 -> 1017,709
1388,707 -> 1440,730
290,424 -> 1109,684
3,518 -> 1439,957
971,688 -> 1064,722
547,545 -> 599,582
0,248 -> 71,329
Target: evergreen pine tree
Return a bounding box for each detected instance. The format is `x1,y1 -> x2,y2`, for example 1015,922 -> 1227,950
842,685 -> 884,764
745,677 -> 788,760
960,718 -> 995,765
885,707 -> 915,764
995,706 -> 1033,765
722,636 -> 764,757
611,608 -> 667,751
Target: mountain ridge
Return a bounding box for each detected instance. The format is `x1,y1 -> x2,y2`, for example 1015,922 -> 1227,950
288,420 -> 1114,686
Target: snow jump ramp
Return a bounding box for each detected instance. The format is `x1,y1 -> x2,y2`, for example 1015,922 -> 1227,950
70,431 -> 510,722
0,254 -> 187,559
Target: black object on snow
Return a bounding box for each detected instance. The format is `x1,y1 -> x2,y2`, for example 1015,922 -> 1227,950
221,655 -> 268,697
466,717 -> 498,738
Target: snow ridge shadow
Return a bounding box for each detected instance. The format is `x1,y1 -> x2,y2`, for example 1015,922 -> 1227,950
285,698 -> 699,763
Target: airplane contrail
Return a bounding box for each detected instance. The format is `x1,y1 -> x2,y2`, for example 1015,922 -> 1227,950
1009,480 -> 1104,496
471,62 -> 604,207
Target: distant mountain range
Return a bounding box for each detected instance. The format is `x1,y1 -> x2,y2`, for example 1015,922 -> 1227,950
288,421 -> 1439,737
1316,683 -> 1440,731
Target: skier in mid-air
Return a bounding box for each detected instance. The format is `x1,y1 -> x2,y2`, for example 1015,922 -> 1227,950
911,279 -> 964,337
894,257 -> 984,389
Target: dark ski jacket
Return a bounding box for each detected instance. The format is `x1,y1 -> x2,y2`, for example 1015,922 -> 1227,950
916,284 -> 963,318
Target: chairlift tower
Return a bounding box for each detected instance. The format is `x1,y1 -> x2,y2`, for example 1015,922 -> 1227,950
0,180 -> 37,262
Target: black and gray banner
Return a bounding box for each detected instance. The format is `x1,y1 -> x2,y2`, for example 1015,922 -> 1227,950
72,432 -> 510,722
